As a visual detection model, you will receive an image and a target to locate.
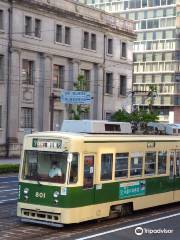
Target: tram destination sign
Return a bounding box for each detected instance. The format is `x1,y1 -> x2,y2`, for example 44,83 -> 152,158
60,90 -> 92,104
119,180 -> 146,199
32,138 -> 62,149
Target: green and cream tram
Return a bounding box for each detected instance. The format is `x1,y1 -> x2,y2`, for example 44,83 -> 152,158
17,121 -> 180,227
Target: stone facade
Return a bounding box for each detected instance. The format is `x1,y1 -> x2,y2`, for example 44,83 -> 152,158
0,0 -> 135,156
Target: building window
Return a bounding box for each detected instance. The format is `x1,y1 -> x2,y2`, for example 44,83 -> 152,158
174,96 -> 180,105
34,18 -> 41,38
175,74 -> 180,82
83,31 -> 96,50
121,42 -> 127,58
0,10 -> 4,30
91,33 -> 96,50
83,31 -> 89,49
22,60 -> 34,84
141,20 -> 146,29
21,108 -> 33,129
107,38 -> 113,55
145,152 -> 156,175
81,69 -> 90,91
101,154 -> 113,181
129,0 -> 141,8
25,16 -> 32,36
56,25 -> 71,45
53,65 -> 64,89
142,0 -> 148,7
115,153 -> 128,178
0,105 -> 2,128
105,73 -> 113,94
65,26 -> 71,45
56,25 -> 62,43
119,75 -> 127,96
24,16 -> 41,38
147,19 -> 159,29
53,110 -> 64,130
105,112 -> 112,121
167,0 -> 175,4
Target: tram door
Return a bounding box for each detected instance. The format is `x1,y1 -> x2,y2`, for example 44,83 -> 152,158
83,155 -> 95,204
169,151 -> 180,201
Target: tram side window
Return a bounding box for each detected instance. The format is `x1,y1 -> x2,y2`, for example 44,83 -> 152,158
69,153 -> 79,184
176,152 -> 180,177
83,155 -> 94,189
101,154 -> 113,181
145,152 -> 156,175
170,152 -> 175,178
130,156 -> 143,177
115,153 -> 129,178
158,151 -> 167,174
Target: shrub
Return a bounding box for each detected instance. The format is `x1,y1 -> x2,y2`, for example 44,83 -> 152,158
0,164 -> 19,174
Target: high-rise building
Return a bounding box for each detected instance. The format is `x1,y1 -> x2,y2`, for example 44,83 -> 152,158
81,0 -> 180,123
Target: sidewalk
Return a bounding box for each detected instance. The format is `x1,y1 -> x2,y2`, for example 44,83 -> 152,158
0,158 -> 20,165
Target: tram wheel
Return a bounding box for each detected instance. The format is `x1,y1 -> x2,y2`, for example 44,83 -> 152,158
110,203 -> 133,218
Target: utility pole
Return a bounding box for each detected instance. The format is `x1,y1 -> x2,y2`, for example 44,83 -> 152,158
49,93 -> 59,131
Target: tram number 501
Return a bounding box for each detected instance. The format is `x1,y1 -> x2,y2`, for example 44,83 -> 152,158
35,192 -> 46,199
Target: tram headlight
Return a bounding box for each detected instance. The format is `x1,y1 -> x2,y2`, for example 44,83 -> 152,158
54,199 -> 59,204
53,191 -> 60,198
24,195 -> 29,200
23,188 -> 29,195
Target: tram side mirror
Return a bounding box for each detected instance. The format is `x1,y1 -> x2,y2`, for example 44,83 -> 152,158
67,153 -> 73,162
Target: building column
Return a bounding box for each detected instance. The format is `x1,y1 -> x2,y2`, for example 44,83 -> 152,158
34,52 -> 45,132
72,59 -> 80,86
8,49 -> 21,143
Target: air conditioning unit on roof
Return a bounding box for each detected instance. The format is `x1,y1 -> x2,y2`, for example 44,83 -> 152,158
61,120 -> 132,134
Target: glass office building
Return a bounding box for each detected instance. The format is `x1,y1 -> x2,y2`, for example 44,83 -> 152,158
80,0 -> 180,123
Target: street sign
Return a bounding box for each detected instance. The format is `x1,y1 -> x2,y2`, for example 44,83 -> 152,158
60,90 -> 92,104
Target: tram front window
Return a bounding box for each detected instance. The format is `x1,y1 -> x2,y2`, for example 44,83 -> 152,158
22,150 -> 68,183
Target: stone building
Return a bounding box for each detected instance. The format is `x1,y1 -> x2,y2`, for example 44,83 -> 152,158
0,0 -> 135,156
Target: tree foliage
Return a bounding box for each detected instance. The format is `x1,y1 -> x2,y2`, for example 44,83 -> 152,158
70,74 -> 89,120
111,84 -> 159,125
111,108 -> 159,123
147,85 -> 158,111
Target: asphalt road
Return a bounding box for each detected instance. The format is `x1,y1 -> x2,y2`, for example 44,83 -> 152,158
0,174 -> 180,240
75,210 -> 180,240
0,175 -> 18,204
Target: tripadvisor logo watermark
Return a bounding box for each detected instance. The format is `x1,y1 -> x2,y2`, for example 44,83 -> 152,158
135,227 -> 173,236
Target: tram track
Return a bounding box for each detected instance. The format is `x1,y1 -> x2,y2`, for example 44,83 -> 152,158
0,201 -> 180,240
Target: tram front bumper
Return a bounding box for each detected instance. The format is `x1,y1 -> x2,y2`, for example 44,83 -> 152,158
17,202 -> 63,226
21,217 -> 63,228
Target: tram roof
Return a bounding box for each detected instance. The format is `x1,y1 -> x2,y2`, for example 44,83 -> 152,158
25,131 -> 180,142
